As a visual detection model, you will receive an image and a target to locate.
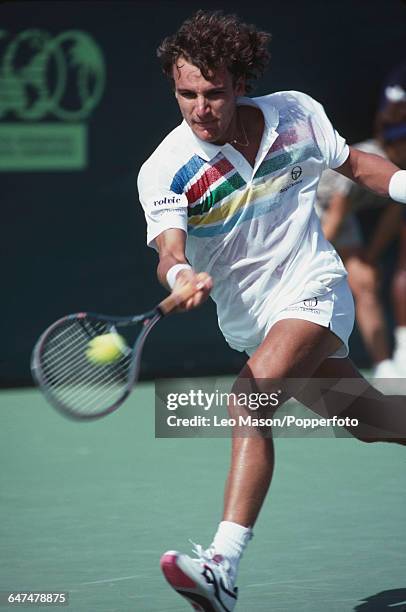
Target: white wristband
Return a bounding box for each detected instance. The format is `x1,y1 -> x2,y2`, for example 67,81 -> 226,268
166,263 -> 192,290
389,170 -> 406,204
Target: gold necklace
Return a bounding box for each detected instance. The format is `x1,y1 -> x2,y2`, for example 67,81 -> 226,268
231,111 -> 249,147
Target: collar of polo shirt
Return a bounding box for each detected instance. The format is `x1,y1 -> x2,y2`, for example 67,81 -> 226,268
185,96 -> 280,162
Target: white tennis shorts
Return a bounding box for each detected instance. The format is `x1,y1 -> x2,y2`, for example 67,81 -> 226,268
246,278 -> 355,358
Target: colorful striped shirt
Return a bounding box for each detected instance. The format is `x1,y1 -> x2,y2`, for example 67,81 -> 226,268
138,91 -> 349,351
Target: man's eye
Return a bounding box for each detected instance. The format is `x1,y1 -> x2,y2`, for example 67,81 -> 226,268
180,92 -> 195,99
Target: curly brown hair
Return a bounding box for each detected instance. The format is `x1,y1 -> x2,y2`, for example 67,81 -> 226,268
157,10 -> 271,93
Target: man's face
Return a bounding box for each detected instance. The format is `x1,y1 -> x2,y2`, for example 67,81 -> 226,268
172,57 -> 245,144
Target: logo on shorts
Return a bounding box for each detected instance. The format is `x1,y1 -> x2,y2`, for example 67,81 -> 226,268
291,166 -> 302,180
283,297 -> 320,315
304,298 -> 318,308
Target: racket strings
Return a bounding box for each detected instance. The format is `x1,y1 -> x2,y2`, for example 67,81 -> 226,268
39,318 -> 133,416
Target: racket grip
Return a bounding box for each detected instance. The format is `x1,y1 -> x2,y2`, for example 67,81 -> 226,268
158,283 -> 199,316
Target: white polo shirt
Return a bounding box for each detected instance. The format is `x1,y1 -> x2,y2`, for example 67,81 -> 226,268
138,91 -> 349,352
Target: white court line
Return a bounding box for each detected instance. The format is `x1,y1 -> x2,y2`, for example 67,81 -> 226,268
79,574 -> 141,586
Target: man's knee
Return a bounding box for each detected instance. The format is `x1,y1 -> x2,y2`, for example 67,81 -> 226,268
228,376 -> 283,418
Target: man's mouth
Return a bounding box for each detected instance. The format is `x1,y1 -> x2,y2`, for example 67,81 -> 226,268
194,120 -> 216,126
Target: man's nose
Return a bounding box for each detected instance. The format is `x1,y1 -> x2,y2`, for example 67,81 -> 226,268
195,96 -> 210,116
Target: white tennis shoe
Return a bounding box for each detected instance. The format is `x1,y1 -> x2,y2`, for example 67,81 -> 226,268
160,543 -> 238,612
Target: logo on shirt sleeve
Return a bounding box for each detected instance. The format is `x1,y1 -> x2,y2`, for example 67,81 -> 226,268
153,195 -> 182,207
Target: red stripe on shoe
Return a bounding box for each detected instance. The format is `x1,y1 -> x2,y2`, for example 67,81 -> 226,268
160,553 -> 197,589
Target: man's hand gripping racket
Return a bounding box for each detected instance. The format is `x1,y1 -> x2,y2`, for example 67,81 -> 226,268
31,275 -> 211,420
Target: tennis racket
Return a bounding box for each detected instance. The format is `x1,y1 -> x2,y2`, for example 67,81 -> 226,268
31,283 -> 198,421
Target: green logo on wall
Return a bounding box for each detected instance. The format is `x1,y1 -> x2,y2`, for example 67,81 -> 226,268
0,29 -> 106,170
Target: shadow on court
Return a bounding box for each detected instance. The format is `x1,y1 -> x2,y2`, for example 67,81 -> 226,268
355,588 -> 406,611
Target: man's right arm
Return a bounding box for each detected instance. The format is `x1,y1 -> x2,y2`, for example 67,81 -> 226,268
155,228 -> 212,311
137,156 -> 212,309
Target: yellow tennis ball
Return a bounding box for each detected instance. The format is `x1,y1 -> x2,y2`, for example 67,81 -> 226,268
86,333 -> 127,365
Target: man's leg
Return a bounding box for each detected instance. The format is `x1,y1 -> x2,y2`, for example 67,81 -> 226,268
160,319 -> 342,611
295,356 -> 406,443
222,318 -> 342,529
220,321 -> 405,583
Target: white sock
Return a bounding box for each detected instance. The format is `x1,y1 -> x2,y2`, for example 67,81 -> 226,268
211,521 -> 253,582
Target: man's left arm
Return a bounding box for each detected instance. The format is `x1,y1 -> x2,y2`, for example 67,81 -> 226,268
335,147 -> 406,203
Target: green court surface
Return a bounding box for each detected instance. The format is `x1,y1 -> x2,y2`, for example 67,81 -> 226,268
0,385 -> 405,612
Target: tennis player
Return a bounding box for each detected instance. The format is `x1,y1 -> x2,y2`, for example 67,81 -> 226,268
138,11 -> 406,611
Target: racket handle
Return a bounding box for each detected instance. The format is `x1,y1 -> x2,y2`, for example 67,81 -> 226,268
158,283 -> 199,316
